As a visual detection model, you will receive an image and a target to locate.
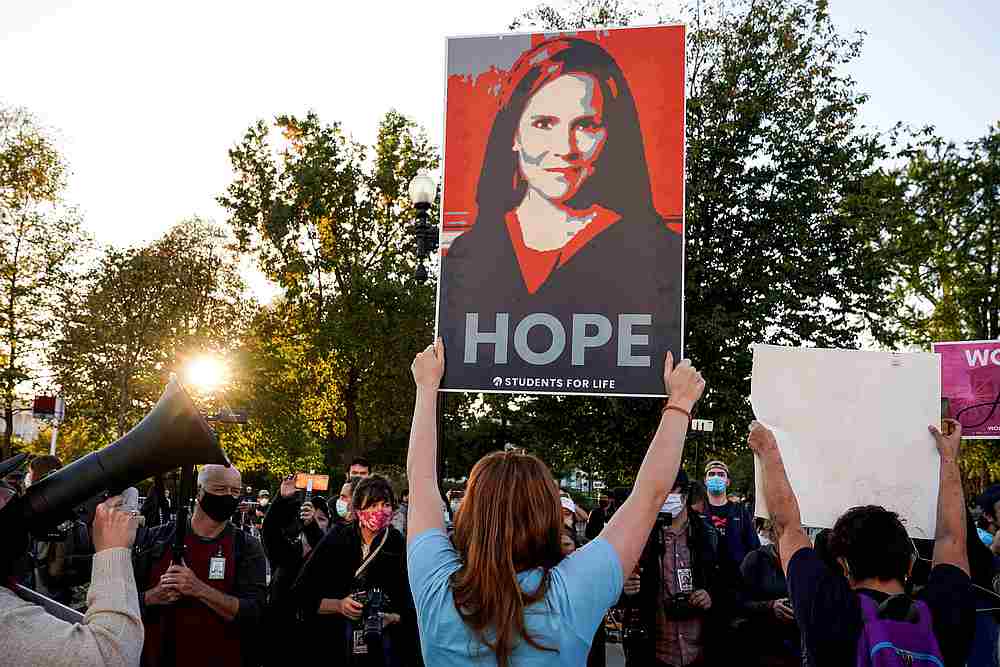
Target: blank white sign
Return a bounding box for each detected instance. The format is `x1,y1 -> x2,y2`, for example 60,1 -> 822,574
751,345 -> 941,538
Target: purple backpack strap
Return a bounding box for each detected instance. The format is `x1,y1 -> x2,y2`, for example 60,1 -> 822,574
856,594 -> 944,667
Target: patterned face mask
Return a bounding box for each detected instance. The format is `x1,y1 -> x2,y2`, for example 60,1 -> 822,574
357,506 -> 393,533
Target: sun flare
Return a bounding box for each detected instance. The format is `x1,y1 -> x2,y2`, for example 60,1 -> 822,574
184,355 -> 228,392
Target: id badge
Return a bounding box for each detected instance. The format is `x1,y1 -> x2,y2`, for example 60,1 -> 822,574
676,567 -> 693,593
208,556 -> 226,580
352,629 -> 368,655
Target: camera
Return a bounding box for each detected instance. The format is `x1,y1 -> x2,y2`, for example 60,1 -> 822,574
352,586 -> 389,645
363,588 -> 386,644
663,592 -> 695,619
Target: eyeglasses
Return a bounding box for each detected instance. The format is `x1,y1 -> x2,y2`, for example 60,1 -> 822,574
955,393 -> 1000,429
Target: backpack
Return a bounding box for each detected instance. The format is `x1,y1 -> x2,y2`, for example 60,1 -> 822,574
856,593 -> 944,667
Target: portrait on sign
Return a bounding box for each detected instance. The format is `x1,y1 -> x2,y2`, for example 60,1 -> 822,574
437,26 -> 686,397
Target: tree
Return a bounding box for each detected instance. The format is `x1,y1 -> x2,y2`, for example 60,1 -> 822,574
51,218 -> 250,444
500,0 -> 900,482
880,124 -> 1000,496
220,110 -> 438,469
883,124 -> 1000,344
0,104 -> 91,459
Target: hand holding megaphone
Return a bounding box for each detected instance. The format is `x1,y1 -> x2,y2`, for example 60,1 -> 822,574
93,491 -> 141,552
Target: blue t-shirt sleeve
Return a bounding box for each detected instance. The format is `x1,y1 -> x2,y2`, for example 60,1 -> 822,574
407,528 -> 462,614
554,537 -> 624,640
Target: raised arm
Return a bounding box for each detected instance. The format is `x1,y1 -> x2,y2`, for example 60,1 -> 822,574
406,338 -> 446,544
747,422 -> 811,575
929,419 -> 968,575
600,353 -> 705,579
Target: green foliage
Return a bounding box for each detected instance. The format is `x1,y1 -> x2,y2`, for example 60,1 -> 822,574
510,0 -> 647,30
0,104 -> 91,458
878,124 -> 1000,494
882,124 -> 1000,344
220,110 -> 438,473
51,218 -> 251,444
0,105 -> 66,211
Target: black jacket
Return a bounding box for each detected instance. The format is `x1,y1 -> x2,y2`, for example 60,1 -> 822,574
259,493 -> 325,666
290,522 -> 418,666
738,544 -> 800,659
585,506 -> 609,541
619,513 -> 734,665
261,494 -> 324,611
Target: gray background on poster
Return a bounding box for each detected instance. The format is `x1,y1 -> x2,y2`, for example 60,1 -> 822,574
448,34 -> 532,78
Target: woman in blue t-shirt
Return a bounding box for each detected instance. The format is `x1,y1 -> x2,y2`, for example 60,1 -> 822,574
405,339 -> 706,666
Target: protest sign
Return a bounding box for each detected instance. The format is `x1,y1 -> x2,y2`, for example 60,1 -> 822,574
436,26 -> 686,397
751,345 -> 941,538
933,340 -> 1000,439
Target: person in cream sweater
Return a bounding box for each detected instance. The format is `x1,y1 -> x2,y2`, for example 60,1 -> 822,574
0,487 -> 144,667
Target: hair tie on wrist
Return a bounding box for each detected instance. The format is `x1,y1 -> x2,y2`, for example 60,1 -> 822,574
662,403 -> 691,423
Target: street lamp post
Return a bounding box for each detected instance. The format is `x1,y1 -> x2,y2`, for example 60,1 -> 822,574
407,171 -> 449,515
407,171 -> 438,283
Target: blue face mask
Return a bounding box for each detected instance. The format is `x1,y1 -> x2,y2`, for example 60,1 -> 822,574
706,476 -> 727,496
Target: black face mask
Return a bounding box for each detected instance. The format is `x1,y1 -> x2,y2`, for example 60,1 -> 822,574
199,491 -> 239,522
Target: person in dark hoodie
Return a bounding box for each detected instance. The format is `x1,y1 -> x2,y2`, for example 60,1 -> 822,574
620,469 -> 732,666
260,474 -> 330,666
737,519 -> 800,666
290,475 -> 418,666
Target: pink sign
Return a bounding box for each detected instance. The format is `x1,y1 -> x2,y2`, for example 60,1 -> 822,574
934,340 -> 1000,439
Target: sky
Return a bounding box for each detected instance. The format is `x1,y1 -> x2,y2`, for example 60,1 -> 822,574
2,0 -> 998,278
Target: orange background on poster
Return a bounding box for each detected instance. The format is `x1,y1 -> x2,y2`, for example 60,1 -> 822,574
443,26 -> 685,239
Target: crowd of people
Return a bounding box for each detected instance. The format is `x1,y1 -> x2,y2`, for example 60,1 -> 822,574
0,341 -> 996,667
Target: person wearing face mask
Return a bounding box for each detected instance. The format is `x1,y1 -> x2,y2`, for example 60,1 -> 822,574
332,477 -> 359,530
291,474 -> 418,666
132,463 -> 267,667
704,460 -> 759,574
260,474 -> 331,667
620,469 -> 731,667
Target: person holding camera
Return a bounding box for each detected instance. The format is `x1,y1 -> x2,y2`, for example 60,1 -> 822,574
291,475 -> 417,666
619,469 -> 730,667
0,485 -> 144,667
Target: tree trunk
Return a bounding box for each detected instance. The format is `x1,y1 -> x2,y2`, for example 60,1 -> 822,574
2,405 -> 12,460
342,369 -> 361,466
116,366 -> 131,438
